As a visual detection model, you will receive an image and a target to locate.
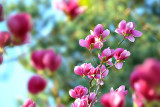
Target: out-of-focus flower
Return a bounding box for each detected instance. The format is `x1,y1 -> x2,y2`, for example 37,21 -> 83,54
0,31 -> 11,48
0,4 -> 4,21
72,98 -> 87,107
98,47 -> 114,65
28,75 -> 47,94
114,48 -> 130,69
79,35 -> 103,50
7,12 -> 32,45
88,65 -> 108,79
31,49 -> 62,71
90,24 -> 110,42
74,63 -> 93,76
0,55 -> 3,64
115,20 -> 142,42
55,0 -> 87,20
69,85 -> 88,99
130,58 -> 160,101
31,50 -> 46,70
132,93 -> 144,107
57,104 -> 65,107
23,98 -> 36,107
100,86 -> 127,107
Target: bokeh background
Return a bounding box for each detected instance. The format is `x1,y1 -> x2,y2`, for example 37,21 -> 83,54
0,0 -> 160,107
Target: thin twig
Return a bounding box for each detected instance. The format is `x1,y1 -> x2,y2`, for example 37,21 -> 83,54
90,50 -> 99,66
117,37 -> 125,48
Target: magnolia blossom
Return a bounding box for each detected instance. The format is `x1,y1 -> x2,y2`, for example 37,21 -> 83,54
69,85 -> 88,99
55,0 -> 87,20
100,86 -> 127,107
74,63 -> 93,76
72,98 -> 87,107
0,4 -> 4,21
7,12 -> 32,45
79,35 -> 103,50
31,49 -> 62,71
0,31 -> 11,47
23,98 -> 36,107
82,92 -> 97,106
115,20 -> 142,42
130,58 -> 160,101
90,24 -> 110,42
88,65 -> 108,80
0,55 -> 3,64
98,47 -> 114,65
28,75 -> 47,94
114,48 -> 130,69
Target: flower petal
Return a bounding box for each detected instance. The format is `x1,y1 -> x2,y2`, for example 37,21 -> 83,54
79,39 -> 88,47
94,24 -> 104,37
115,62 -> 123,69
126,35 -> 135,42
132,30 -> 142,37
118,20 -> 126,30
102,29 -> 110,39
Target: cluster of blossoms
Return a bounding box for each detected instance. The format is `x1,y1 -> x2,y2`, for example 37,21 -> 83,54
130,58 -> 160,107
69,20 -> 142,107
0,4 -> 32,64
54,0 -> 87,20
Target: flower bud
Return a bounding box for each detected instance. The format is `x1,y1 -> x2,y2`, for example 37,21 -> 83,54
0,4 -> 4,21
0,31 -> 11,47
28,75 -> 47,94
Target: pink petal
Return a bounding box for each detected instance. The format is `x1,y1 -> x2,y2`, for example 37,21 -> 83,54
115,62 -> 123,69
90,30 -> 94,35
107,61 -> 113,66
115,28 -> 123,35
126,22 -> 135,30
69,89 -> 76,98
94,24 -> 104,37
79,39 -> 88,47
132,30 -> 142,37
118,20 -> 126,30
102,29 -> 110,39
126,35 -> 135,42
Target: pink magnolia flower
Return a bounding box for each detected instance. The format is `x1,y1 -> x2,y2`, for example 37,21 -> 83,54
114,48 -> 130,69
7,12 -> 32,45
28,75 -> 47,94
79,35 -> 103,50
55,0 -> 87,20
0,31 -> 11,47
98,47 -> 114,65
74,63 -> 93,76
0,4 -> 4,21
130,58 -> 160,101
88,65 -> 108,79
72,98 -> 87,107
0,55 -> 3,64
82,92 -> 97,106
90,24 -> 110,42
31,50 -> 46,70
23,98 -> 36,107
31,49 -> 62,71
100,86 -> 127,107
115,20 -> 142,42
69,85 -> 88,99
42,49 -> 62,71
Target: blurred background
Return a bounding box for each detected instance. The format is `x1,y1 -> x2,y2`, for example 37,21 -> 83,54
0,0 -> 160,107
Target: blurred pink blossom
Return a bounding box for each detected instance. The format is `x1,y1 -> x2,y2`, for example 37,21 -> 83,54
0,31 -> 11,48
28,75 -> 47,94
72,98 -> 87,107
